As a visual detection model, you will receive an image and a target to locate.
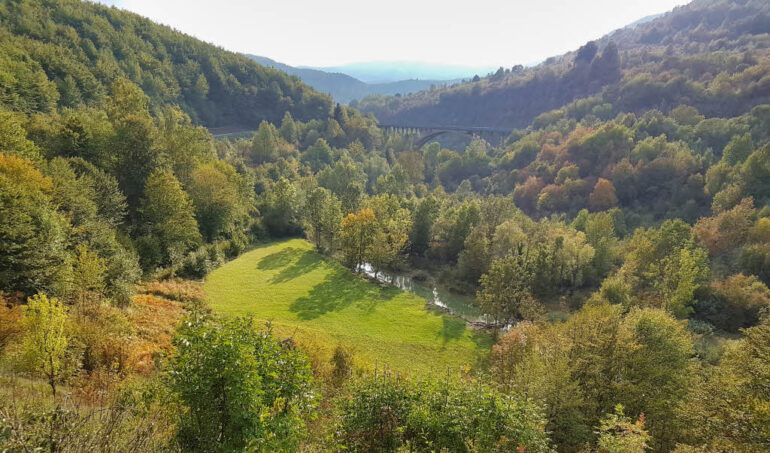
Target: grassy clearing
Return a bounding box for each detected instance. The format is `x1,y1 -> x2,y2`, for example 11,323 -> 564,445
204,239 -> 492,374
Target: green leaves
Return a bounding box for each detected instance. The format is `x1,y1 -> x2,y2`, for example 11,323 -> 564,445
596,405 -> 651,453
338,372 -> 550,452
167,316 -> 314,452
138,170 -> 201,268
21,294 -> 71,396
477,254 -> 542,328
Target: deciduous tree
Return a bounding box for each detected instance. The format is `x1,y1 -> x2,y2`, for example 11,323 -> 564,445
22,294 -> 71,397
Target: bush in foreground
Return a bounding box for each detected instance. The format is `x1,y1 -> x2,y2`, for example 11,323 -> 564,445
167,316 -> 315,452
337,371 -> 550,452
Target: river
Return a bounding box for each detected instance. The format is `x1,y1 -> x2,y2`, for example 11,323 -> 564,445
359,263 -> 486,322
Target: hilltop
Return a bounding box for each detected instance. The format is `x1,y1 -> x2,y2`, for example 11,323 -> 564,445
246,55 -> 461,104
0,0 -> 332,127
356,0 -> 770,128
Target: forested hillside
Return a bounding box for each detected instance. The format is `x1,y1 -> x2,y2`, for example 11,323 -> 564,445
356,0 -> 770,128
0,0 -> 332,126
1,0 -> 769,452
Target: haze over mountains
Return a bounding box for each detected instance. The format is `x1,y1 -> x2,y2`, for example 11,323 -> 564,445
356,0 -> 770,129
246,55 -> 486,104
307,61 -> 496,84
244,13 -> 666,109
3,1 -> 770,452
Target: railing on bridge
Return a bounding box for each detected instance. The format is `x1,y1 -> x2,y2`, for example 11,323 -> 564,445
377,124 -> 513,134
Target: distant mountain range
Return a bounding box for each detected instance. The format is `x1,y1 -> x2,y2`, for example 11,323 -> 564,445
353,1 -> 770,130
306,61 -> 497,84
245,55 -> 484,104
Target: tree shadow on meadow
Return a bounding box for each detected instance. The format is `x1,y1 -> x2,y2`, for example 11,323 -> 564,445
438,316 -> 467,344
257,248 -> 304,270
289,270 -> 397,320
271,251 -> 322,284
257,248 -> 322,284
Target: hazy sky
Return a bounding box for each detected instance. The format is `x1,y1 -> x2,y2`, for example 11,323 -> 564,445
96,0 -> 690,68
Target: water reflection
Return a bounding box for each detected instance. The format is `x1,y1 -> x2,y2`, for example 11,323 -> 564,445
359,263 -> 484,322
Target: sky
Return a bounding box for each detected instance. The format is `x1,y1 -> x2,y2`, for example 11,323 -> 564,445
96,0 -> 691,68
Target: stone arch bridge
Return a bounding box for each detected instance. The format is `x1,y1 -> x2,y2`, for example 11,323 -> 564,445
377,124 -> 513,148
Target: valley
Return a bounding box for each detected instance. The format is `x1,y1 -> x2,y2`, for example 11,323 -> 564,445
1,0 -> 769,451
205,239 -> 491,373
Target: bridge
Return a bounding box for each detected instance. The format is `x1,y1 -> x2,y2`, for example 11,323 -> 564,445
377,124 -> 513,148
208,123 -> 514,148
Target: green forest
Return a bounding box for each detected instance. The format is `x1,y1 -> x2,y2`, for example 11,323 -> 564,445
1,0 -> 769,452
356,0 -> 770,130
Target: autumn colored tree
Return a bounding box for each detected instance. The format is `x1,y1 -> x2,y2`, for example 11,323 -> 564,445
589,178 -> 618,211
693,197 -> 755,256
513,176 -> 544,214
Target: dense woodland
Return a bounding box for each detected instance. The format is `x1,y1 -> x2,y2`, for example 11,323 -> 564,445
356,0 -> 770,129
1,0 -> 769,452
0,0 -> 332,126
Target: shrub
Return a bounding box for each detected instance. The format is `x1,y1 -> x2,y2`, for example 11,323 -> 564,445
141,280 -> 205,306
176,243 -> 225,279
0,295 -> 23,351
338,371 -> 550,452
69,303 -> 134,375
595,405 -> 651,453
0,376 -> 174,452
167,316 -> 315,452
330,345 -> 353,387
20,294 -> 73,397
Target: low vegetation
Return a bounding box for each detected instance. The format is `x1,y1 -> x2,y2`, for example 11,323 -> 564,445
1,0 -> 769,451
205,239 -> 491,374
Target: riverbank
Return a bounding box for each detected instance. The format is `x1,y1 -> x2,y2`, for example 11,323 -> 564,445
204,239 -> 493,374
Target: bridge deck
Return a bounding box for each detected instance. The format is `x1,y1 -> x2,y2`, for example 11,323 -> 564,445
378,124 -> 513,134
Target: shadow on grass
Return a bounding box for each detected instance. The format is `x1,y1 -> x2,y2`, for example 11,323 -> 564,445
289,270 -> 397,320
257,248 -> 323,284
438,316 -> 467,344
257,247 -> 304,270
272,251 -> 322,284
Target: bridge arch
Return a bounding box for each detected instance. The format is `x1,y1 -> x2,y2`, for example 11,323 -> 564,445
378,123 -> 512,148
415,130 -> 476,148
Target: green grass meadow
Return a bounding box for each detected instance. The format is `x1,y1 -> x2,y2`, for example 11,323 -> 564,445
204,239 -> 492,374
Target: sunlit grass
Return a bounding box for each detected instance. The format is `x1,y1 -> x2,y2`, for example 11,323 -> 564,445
204,239 -> 492,374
